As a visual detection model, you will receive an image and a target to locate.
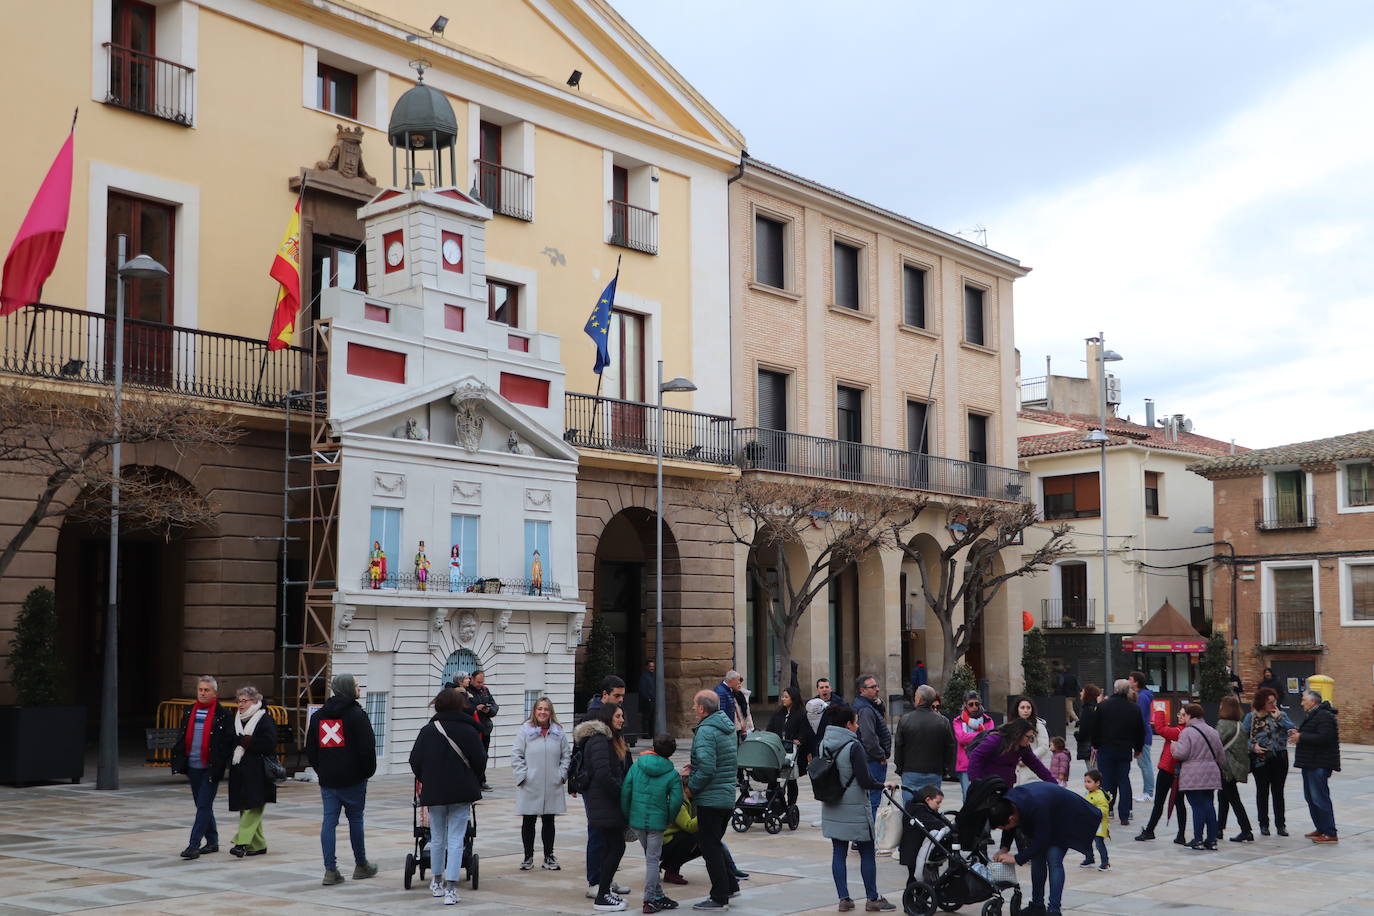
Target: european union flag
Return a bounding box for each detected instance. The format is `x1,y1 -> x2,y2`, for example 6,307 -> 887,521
583,268 -> 618,374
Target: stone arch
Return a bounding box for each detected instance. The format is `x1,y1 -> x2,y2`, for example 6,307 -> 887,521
901,532 -> 944,686
744,532 -> 810,703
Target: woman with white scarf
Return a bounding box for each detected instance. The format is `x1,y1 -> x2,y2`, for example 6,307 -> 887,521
227,685 -> 279,857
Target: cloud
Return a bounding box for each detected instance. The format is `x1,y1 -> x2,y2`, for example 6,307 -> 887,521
1000,42 -> 1374,448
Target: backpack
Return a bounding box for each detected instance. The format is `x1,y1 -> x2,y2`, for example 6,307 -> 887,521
567,738 -> 591,795
807,743 -> 856,803
964,725 -> 996,758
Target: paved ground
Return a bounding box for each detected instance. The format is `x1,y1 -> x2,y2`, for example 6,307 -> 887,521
2,744 -> 1373,915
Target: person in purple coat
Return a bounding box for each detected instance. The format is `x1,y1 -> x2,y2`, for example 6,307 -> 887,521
967,719 -> 1057,787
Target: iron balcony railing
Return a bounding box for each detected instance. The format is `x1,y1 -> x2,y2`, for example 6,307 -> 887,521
359,572 -> 559,595
1019,375 -> 1048,405
1255,496 -> 1316,531
473,160 -> 533,221
735,427 -> 1028,500
565,392 -> 735,465
1042,598 -> 1096,629
104,43 -> 195,125
1,303 -> 313,409
608,200 -> 658,255
1261,609 -> 1320,647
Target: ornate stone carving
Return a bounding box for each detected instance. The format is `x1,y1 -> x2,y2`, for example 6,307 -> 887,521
507,431 -> 535,455
373,472 -> 406,497
457,610 -> 479,645
315,124 -> 376,185
334,605 -> 356,650
451,480 -> 482,506
524,488 -> 552,512
494,608 -> 513,648
394,417 -> 428,440
451,383 -> 486,453
568,614 -> 584,650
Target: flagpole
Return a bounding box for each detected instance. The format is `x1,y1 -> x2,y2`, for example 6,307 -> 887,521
586,255 -> 620,442
253,171 -> 308,404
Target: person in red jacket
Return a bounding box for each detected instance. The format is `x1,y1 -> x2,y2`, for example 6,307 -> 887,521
1134,705 -> 1187,844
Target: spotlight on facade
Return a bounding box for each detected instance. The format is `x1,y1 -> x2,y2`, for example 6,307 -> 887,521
431,16 -> 448,35
567,69 -> 582,90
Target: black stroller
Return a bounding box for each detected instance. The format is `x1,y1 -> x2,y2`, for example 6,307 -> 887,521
731,731 -> 801,834
403,780 -> 479,891
891,777 -> 1021,916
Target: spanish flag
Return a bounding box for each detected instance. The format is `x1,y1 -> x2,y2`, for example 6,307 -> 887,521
267,199 -> 301,351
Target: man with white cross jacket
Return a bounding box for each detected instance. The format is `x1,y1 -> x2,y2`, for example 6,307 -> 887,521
306,673 -> 379,886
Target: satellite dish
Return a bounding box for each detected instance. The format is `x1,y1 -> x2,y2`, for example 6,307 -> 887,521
1183,419 -> 1194,433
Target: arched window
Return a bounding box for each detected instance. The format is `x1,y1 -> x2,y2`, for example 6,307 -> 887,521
442,648 -> 480,684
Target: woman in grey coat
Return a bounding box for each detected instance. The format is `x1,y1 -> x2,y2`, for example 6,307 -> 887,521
511,697 -> 571,871
818,704 -> 894,912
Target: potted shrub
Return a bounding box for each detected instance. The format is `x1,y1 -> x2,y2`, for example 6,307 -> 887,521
1196,631 -> 1229,724
0,587 -> 86,785
1016,626 -> 1064,738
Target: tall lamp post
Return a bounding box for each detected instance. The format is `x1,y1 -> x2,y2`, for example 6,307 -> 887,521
1194,526 -> 1239,672
1083,333 -> 1122,687
655,360 -> 696,735
97,236 -> 170,791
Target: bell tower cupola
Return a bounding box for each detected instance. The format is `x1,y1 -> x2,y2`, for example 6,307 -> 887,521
387,60 -> 458,190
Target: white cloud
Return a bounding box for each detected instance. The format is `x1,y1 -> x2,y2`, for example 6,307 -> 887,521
1000,43 -> 1374,447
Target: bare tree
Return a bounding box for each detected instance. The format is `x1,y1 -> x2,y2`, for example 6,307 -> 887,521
0,382 -> 240,580
695,476 -> 915,686
889,500 -> 1073,684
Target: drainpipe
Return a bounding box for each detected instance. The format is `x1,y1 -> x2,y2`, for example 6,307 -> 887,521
727,149 -> 749,184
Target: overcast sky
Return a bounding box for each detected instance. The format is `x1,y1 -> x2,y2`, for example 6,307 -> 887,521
615,1 -> 1374,449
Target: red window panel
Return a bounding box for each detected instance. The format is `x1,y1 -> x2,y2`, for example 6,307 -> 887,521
346,343 -> 406,383
500,372 -> 549,408
363,303 -> 389,323
507,334 -> 530,352
444,304 -> 465,331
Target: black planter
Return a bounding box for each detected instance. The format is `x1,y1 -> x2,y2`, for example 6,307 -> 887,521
0,706 -> 86,786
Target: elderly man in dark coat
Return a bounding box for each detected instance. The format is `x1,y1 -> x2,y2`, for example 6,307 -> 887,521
990,781 -> 1100,916
1291,689 -> 1341,842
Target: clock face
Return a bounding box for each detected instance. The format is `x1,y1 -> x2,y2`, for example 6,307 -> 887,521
386,240 -> 404,267
443,238 -> 462,266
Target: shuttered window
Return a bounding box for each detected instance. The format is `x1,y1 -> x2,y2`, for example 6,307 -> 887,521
754,215 -> 787,289
757,369 -> 788,431
1272,566 -> 1315,613
1144,471 -> 1161,516
1043,472 -> 1101,519
1349,564 -> 1374,621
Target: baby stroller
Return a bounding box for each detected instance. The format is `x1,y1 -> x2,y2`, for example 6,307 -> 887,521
730,731 -> 801,834
892,778 -> 1022,916
403,780 -> 479,891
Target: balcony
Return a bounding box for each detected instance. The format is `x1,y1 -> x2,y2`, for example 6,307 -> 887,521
1261,609 -> 1320,647
735,427 -> 1028,500
1255,496 -> 1316,531
104,43 -> 195,125
0,303 -> 313,409
608,200 -> 658,255
358,571 -> 559,596
1019,375 -> 1047,406
1042,598 -> 1096,629
564,392 -> 735,465
473,160 -> 533,221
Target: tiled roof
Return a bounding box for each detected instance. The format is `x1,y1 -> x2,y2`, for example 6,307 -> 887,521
1188,428 -> 1374,475
1018,409 -> 1240,459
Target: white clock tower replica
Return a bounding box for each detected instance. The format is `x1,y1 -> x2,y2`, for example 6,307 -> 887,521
314,73 -> 584,768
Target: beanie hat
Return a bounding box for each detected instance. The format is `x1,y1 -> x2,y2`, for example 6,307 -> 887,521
331,672 -> 357,699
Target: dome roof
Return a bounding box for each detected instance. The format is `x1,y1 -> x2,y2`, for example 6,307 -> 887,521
388,82 -> 458,151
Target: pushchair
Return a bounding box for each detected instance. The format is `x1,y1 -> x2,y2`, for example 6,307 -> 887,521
891,777 -> 1022,916
730,731 -> 801,834
403,780 -> 479,891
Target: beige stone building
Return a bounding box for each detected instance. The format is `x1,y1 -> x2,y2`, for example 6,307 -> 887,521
727,159 -> 1031,708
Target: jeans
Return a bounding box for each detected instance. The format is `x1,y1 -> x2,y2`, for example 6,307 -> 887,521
429,802 -> 471,882
1082,836 -> 1108,865
186,766 -> 220,848
1301,767 -> 1336,837
1216,781 -> 1252,835
695,806 -> 733,904
958,771 -> 971,795
900,771 -> 942,807
320,781 -> 368,871
1142,769 -> 1186,839
1135,744 -> 1156,796
635,829 -> 664,901
522,814 -> 556,858
1184,789 -> 1217,844
584,797 -> 604,885
1095,748 -> 1134,822
867,761 -> 888,818
1252,752 -> 1288,830
831,838 -> 878,902
1028,845 -> 1067,911
597,826 -> 627,900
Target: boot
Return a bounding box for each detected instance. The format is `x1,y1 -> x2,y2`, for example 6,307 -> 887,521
1229,831 -> 1254,843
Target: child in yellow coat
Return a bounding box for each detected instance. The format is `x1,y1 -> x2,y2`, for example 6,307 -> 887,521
1079,769 -> 1111,871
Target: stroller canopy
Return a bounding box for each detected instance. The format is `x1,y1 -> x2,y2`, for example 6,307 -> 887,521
737,731 -> 788,770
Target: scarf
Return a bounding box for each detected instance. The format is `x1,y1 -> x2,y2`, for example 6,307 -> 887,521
233,702 -> 265,766
960,711 -> 986,730
184,699 -> 218,766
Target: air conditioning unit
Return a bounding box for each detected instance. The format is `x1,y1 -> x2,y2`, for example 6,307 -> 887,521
1104,373 -> 1122,406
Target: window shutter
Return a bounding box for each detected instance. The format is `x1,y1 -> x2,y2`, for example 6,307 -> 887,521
1273,567 -> 1313,613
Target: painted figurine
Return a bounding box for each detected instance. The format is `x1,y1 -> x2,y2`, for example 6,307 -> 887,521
368,540 -> 387,589
414,540 -> 431,591
449,544 -> 462,591
528,548 -> 543,596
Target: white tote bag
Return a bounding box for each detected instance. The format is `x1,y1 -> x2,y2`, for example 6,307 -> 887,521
875,794 -> 903,853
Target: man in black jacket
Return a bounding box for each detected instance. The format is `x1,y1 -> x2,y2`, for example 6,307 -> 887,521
853,673 -> 892,818
1087,678 -> 1144,825
307,673 -> 379,885
171,676 -> 235,860
1291,689 -> 1340,842
891,684 -> 955,804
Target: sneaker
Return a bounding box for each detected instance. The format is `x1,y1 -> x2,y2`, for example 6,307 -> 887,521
179,846 -> 200,860
543,854 -> 561,870
614,883 -> 632,895
589,886 -> 599,900
1133,793 -> 1148,802
838,900 -> 855,913
1097,862 -> 1111,872
595,894 -> 628,912
322,869 -> 345,885
352,861 -> 378,880
731,871 -> 750,880
663,872 -> 688,886
1133,830 -> 1155,842
810,819 -> 824,828
444,886 -> 460,906
521,856 -> 534,870
643,901 -> 664,915
691,901 -> 728,911
431,877 -> 444,898
229,845 -> 247,858
865,898 -> 896,912
656,896 -> 680,910
1078,858 -> 1095,868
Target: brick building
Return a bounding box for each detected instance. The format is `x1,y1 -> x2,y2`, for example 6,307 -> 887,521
1190,430 -> 1374,742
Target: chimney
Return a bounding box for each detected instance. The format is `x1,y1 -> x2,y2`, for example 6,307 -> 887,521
1144,399 -> 1155,428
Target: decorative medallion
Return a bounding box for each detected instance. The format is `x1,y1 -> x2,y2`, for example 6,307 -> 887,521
373,472 -> 406,497
451,480 -> 482,506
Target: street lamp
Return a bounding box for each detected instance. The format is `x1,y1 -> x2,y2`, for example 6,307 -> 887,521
1194,526 -> 1239,673
655,361 -> 695,735
98,236 -> 169,791
1083,333 -> 1122,687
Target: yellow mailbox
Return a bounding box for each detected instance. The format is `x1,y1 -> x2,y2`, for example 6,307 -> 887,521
1306,674 -> 1334,702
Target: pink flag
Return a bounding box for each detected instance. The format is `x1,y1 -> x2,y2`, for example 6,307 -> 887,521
1,132 -> 74,316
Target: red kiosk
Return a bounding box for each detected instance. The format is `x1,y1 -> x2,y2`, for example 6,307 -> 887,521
1121,600 -> 1209,719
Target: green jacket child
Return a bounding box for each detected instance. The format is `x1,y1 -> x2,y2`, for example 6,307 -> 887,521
621,746 -> 684,831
